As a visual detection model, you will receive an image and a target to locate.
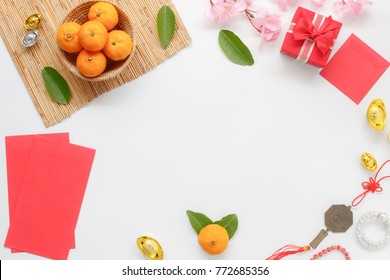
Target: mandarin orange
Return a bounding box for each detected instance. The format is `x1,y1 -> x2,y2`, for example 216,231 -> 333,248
103,30 -> 133,61
78,20 -> 108,52
56,22 -> 83,53
198,224 -> 229,255
76,49 -> 107,77
88,2 -> 119,31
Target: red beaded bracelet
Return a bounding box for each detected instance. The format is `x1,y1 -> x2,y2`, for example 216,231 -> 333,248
310,245 -> 351,260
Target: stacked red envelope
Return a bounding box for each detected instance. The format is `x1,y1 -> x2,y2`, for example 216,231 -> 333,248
4,133 -> 95,260
281,6 -> 343,67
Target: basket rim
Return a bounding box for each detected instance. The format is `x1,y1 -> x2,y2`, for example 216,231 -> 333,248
58,1 -> 137,82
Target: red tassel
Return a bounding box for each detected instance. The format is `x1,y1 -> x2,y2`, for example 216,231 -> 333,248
266,244 -> 310,260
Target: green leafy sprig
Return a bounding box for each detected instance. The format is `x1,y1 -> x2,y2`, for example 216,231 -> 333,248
42,67 -> 70,105
157,5 -> 176,49
218,30 -> 254,66
186,210 -> 238,239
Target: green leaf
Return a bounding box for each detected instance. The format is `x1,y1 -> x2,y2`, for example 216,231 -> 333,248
157,5 -> 176,49
214,214 -> 238,239
186,210 -> 213,235
218,30 -> 254,66
42,67 -> 70,105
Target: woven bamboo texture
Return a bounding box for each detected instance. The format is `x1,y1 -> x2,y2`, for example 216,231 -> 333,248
0,0 -> 192,127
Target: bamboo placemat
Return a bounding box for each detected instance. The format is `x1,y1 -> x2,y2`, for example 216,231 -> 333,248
0,0 -> 191,127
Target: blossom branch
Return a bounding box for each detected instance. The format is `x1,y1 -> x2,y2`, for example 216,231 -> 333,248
206,0 -> 282,41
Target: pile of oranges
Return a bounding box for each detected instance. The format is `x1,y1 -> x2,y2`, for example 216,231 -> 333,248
56,2 -> 133,78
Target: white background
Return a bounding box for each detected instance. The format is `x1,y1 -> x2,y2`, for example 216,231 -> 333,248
0,0 -> 389,261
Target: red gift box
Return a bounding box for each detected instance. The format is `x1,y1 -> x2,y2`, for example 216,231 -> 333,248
281,6 -> 342,68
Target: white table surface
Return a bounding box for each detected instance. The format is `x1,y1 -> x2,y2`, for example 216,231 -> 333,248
0,0 -> 389,260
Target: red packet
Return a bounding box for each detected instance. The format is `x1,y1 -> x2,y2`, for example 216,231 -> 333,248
4,136 -> 95,259
320,34 -> 389,104
280,6 -> 342,67
4,133 -> 77,253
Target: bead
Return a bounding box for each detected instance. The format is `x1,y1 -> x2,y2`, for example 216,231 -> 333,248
310,245 -> 350,260
378,213 -> 389,223
367,99 -> 386,131
356,211 -> 390,250
361,153 -> 377,171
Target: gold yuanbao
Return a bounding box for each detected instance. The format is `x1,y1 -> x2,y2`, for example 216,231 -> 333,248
136,236 -> 163,260
367,99 -> 386,131
361,152 -> 377,171
24,14 -> 42,30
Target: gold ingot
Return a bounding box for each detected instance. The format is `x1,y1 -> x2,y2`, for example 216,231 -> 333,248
361,152 -> 377,171
24,14 -> 42,30
367,99 -> 386,131
136,236 -> 163,260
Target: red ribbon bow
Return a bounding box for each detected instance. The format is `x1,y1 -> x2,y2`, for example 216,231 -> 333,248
352,160 -> 390,207
293,12 -> 339,54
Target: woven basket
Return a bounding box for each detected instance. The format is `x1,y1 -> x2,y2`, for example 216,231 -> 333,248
59,1 -> 136,82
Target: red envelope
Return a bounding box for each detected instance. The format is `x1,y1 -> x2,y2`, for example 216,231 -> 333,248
4,136 -> 95,259
320,34 -> 389,104
4,133 -> 77,253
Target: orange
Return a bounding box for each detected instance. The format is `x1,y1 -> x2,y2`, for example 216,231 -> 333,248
76,50 -> 107,78
198,224 -> 229,255
103,30 -> 133,61
78,20 -> 108,52
88,2 -> 119,31
56,22 -> 83,53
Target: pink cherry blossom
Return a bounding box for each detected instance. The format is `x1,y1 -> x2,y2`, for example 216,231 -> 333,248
234,0 -> 253,12
206,0 -> 282,42
311,0 -> 327,7
349,0 -> 373,15
333,0 -> 373,17
205,0 -> 233,21
332,1 -> 349,16
273,0 -> 299,11
206,0 -> 253,21
250,8 -> 282,41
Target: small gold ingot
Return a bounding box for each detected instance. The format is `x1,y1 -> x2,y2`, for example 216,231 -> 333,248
361,152 -> 377,171
24,14 -> 42,30
136,236 -> 163,260
367,99 -> 386,131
